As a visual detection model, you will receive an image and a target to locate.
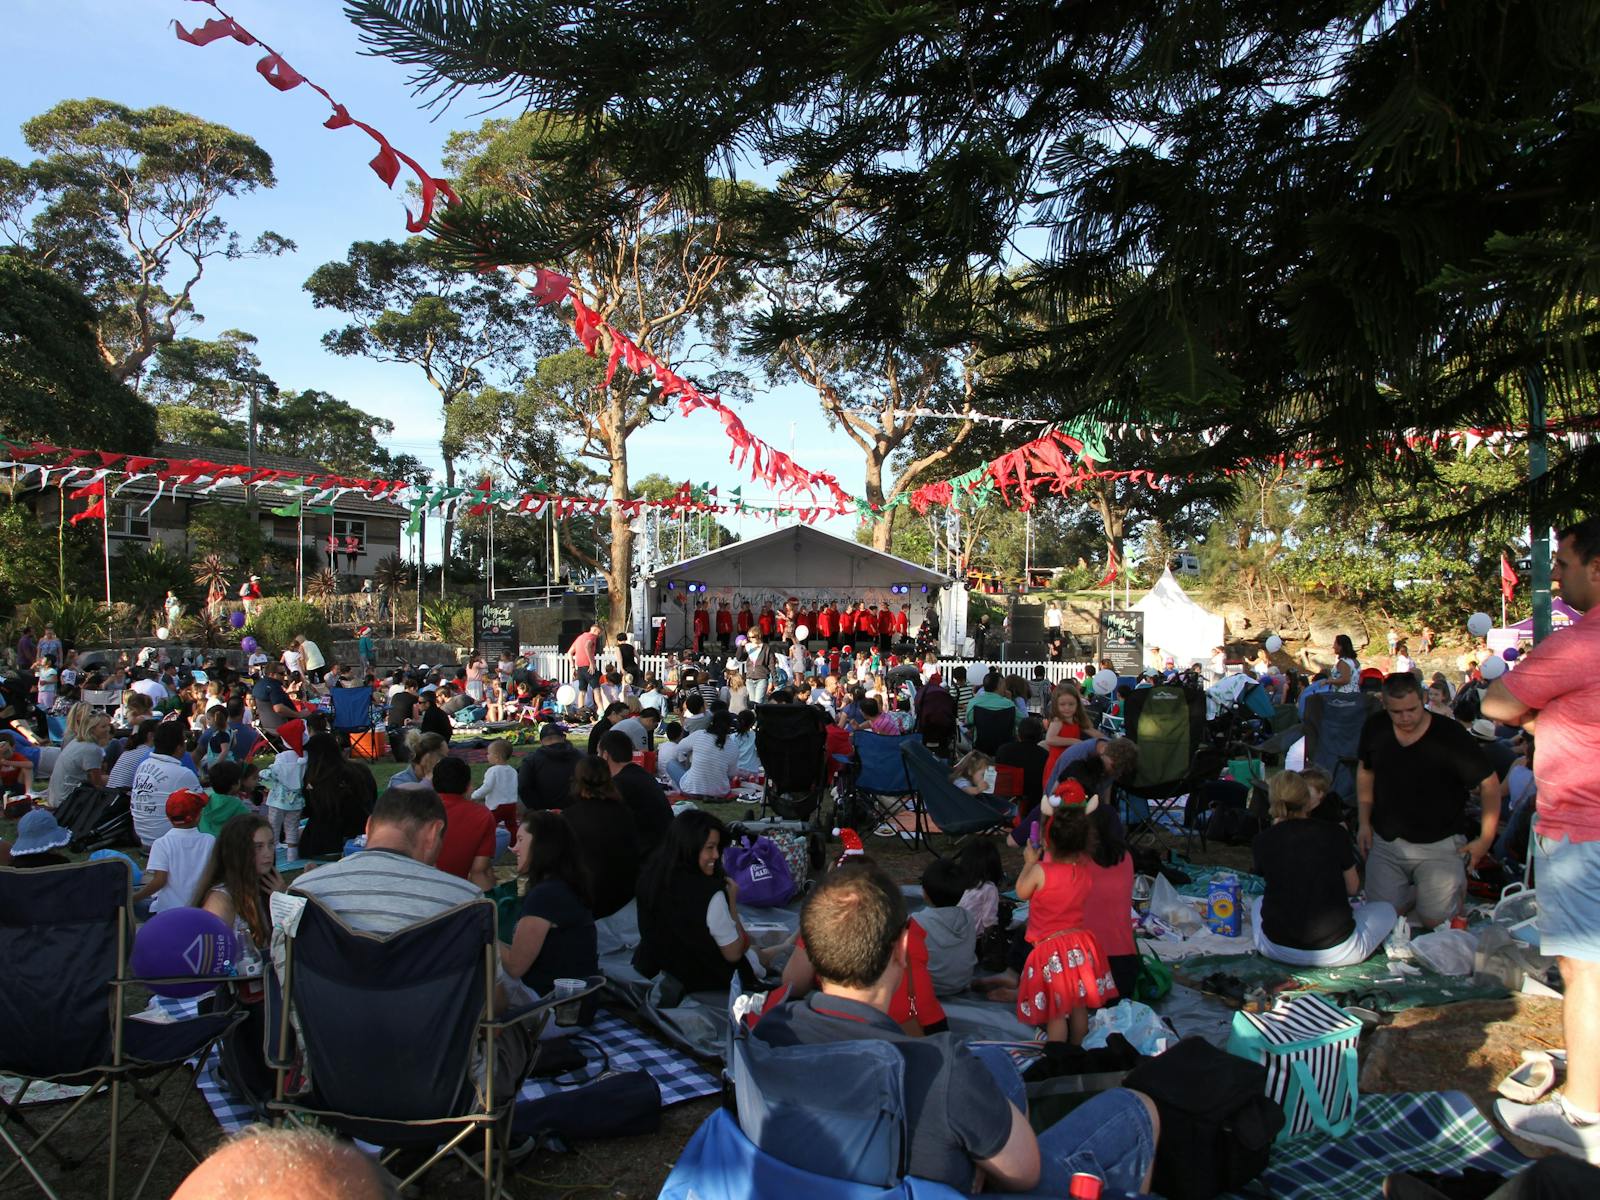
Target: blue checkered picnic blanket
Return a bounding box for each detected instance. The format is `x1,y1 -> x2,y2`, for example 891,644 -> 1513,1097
1226,1090 -> 1530,1200
149,999 -> 718,1134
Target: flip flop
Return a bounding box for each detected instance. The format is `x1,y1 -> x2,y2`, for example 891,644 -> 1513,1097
1497,1053 -> 1556,1104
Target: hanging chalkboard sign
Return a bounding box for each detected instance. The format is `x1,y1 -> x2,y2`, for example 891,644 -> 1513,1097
475,599 -> 518,663
1098,609 -> 1144,676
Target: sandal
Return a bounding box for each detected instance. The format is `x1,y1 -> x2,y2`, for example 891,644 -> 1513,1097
1497,1053 -> 1557,1104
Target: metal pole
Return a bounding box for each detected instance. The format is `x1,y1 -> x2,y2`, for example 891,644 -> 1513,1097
296,507 -> 304,601
416,508 -> 424,636
246,386 -> 259,519
487,505 -> 495,599
1526,369 -> 1552,644
102,486 -> 112,609
1023,508 -> 1031,595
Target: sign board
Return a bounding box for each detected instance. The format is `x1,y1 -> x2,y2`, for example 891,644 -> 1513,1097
1098,609 -> 1144,677
475,599 -> 518,664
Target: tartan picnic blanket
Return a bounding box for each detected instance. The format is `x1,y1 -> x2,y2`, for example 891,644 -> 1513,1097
1225,1090 -> 1530,1200
149,999 -> 719,1134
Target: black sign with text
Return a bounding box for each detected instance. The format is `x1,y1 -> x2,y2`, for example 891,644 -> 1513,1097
475,599 -> 518,663
1098,609 -> 1144,676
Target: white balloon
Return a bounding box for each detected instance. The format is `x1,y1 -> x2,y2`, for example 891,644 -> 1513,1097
794,624 -> 810,642
556,684 -> 577,705
156,627 -> 170,640
1093,668 -> 1119,696
1467,612 -> 1493,638
1264,635 -> 1284,653
1478,655 -> 1507,680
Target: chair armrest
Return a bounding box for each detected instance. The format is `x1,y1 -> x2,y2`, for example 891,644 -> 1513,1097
114,974 -> 238,993
483,975 -> 604,1032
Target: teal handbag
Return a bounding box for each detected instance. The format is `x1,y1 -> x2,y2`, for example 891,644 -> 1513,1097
1226,993 -> 1360,1141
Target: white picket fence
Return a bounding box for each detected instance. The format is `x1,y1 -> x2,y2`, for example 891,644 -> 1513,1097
523,646 -> 1095,686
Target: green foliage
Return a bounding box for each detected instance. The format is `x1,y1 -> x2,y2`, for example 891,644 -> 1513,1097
421,596 -> 472,644
0,255 -> 156,450
2,98 -> 291,382
115,542 -> 194,616
345,0 -> 1600,533
257,389 -> 408,477
0,502 -> 71,608
15,593 -> 107,646
186,503 -> 271,573
144,330 -> 272,416
246,599 -> 331,656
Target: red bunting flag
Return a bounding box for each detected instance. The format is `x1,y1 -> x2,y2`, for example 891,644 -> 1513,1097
1500,554 -> 1518,604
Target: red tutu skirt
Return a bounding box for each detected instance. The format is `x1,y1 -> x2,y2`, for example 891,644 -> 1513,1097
1016,928 -> 1117,1026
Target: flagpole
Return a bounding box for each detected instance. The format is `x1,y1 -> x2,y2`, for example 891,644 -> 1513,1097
102,486 -> 112,609
297,506 -> 304,601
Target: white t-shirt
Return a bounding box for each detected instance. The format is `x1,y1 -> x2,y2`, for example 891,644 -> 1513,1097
131,678 -> 169,703
131,754 -> 201,847
281,649 -> 304,676
1044,606 -> 1063,630
706,891 -> 740,948
248,652 -> 270,672
147,826 -> 217,912
657,738 -> 688,778
1394,654 -> 1416,675
300,640 -> 326,672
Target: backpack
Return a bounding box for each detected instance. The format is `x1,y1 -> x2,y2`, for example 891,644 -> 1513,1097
1122,1037 -> 1284,1200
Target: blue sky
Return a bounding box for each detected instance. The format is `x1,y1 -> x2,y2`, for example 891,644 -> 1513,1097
3,0 -> 865,555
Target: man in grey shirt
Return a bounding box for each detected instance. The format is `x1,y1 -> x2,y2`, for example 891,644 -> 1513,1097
291,786 -> 534,1108
609,709 -> 660,752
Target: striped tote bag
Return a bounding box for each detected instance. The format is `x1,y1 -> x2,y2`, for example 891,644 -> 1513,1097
1226,993 -> 1361,1140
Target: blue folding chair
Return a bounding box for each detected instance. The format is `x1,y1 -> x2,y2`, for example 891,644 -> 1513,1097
328,685 -> 375,742
899,740 -> 1012,857
0,860 -> 243,1200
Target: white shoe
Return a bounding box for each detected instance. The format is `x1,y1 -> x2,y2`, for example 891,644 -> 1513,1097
1494,1094 -> 1600,1162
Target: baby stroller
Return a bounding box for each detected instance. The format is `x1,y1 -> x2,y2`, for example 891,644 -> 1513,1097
753,703 -> 832,826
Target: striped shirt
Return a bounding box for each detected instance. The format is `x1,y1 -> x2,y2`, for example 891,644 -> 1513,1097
290,848 -> 481,934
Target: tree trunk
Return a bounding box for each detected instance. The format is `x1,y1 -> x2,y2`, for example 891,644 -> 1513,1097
1093,485 -> 1126,575
440,453 -> 457,594
864,455 -> 892,553
603,394 -> 633,640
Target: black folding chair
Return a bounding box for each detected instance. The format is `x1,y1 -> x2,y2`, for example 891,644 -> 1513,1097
899,740 -> 1012,858
1302,691 -> 1379,810
969,704 -> 1016,756
752,703 -> 831,824
266,894 -> 594,1200
0,860 -> 243,1200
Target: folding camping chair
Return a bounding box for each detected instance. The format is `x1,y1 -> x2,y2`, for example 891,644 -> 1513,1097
328,684 -> 376,751
753,703 -> 832,825
266,893 -> 594,1200
1117,683 -> 1207,850
79,691 -> 120,718
1301,691 -> 1380,812
0,860 -> 243,1200
969,704 -> 1016,756
899,740 -> 1012,858
836,730 -> 920,835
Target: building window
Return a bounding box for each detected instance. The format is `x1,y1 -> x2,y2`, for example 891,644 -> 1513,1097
109,500 -> 151,541
331,518 -> 366,555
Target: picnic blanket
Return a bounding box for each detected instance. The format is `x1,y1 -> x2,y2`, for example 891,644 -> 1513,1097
1224,1090 -> 1529,1200
1176,952 -> 1510,1012
150,999 -> 718,1134
1166,855 -> 1266,899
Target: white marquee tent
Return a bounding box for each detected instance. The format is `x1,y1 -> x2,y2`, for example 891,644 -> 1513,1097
1132,567 -> 1226,668
633,524 -> 953,651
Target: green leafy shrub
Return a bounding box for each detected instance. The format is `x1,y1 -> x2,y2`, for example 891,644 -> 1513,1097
116,542 -> 195,616
421,596 -> 473,645
246,599 -> 331,655
15,593 -> 108,646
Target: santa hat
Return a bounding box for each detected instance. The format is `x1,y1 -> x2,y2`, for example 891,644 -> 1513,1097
277,719 -> 306,755
830,827 -> 866,869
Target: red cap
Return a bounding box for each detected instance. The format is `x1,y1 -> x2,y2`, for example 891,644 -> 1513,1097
165,788 -> 209,827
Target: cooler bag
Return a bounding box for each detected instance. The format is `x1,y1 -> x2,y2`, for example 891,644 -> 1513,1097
1227,992 -> 1360,1140
723,834 -> 797,907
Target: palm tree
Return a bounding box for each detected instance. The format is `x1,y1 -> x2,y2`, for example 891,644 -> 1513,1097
192,553 -> 231,617
371,554 -> 411,638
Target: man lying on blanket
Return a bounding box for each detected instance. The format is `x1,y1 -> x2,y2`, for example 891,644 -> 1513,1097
751,863 -> 1160,1195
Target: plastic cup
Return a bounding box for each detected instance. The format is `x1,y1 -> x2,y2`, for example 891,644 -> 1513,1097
552,977 -> 586,1027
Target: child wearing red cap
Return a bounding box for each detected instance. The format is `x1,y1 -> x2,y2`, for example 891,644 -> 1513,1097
133,788 -> 216,915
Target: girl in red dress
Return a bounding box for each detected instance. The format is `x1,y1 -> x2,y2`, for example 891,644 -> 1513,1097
1040,686 -> 1096,792
1015,781 -> 1117,1045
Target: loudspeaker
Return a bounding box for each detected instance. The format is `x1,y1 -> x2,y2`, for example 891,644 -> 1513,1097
1009,610 -> 1046,642
560,619 -> 586,648
1000,641 -> 1049,662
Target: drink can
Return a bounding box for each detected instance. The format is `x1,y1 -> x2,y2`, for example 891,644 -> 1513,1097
1068,1172 -> 1104,1199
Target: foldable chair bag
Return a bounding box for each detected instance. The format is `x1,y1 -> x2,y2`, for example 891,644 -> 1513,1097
347,729 -> 388,760
55,784 -> 137,852
1226,993 -> 1360,1141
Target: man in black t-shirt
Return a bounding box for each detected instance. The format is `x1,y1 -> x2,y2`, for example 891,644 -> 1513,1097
1357,673 -> 1500,927
598,731 -> 672,860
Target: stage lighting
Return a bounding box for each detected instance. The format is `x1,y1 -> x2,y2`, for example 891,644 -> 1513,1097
920,585 -> 929,593
667,581 -> 676,590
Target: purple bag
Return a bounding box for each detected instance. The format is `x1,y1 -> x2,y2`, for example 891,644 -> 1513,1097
723,834 -> 797,908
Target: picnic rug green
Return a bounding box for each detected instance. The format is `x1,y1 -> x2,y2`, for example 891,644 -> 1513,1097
1222,1090 -> 1529,1200
1177,952 -> 1510,1013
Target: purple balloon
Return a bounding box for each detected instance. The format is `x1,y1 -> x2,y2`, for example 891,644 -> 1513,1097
735,634 -> 748,646
130,907 -> 238,998
230,609 -> 247,629
240,636 -> 258,653
1502,647 -> 1519,662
